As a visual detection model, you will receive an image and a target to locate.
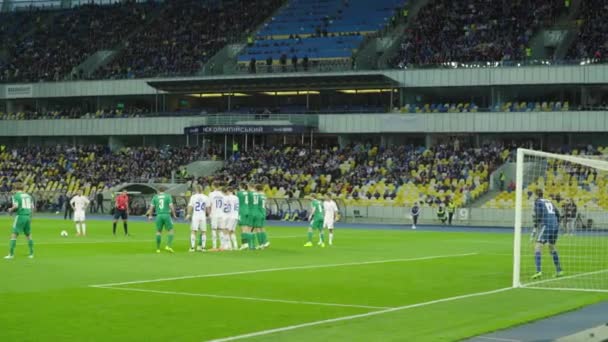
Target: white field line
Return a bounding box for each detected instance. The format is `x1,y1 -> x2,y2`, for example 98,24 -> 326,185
33,235 -> 303,246
89,252 -> 478,287
95,286 -> 391,310
206,287 -> 513,342
472,337 -> 522,342
524,268 -> 608,287
524,286 -> 608,293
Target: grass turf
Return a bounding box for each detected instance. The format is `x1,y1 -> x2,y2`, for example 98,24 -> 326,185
0,216 -> 607,342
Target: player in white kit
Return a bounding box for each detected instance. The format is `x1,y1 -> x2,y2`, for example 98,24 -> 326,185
208,182 -> 225,250
222,187 -> 239,250
186,185 -> 210,252
70,190 -> 90,236
323,194 -> 339,246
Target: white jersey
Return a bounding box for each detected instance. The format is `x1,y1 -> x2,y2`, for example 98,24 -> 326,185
224,194 -> 239,219
323,200 -> 338,220
188,193 -> 210,219
222,194 -> 239,231
70,195 -> 90,212
323,200 -> 338,229
209,190 -> 225,218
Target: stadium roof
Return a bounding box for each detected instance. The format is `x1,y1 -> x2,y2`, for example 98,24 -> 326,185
147,72 -> 398,93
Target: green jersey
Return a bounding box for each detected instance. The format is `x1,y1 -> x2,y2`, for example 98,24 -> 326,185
311,199 -> 324,220
251,191 -> 266,216
12,192 -> 33,216
152,193 -> 173,215
237,190 -> 249,215
247,190 -> 255,213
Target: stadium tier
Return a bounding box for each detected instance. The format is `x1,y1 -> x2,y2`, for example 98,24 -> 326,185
0,145 -> 210,195
1,2 -> 157,83
239,0 -> 404,66
95,0 -> 284,79
207,143 -> 511,207
567,0 -> 608,60
393,0 -> 564,67
483,147 -> 608,210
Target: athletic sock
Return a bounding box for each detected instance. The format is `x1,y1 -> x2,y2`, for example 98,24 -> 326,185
551,250 -> 562,272
167,234 -> 174,248
211,230 -> 217,249
112,222 -> 117,235
534,251 -> 542,273
249,234 -> 257,249
82,224 -> 86,235
28,239 -> 34,255
75,223 -> 81,235
190,234 -> 196,249
218,231 -> 224,249
9,239 -> 16,255
319,232 -> 325,243
307,231 -> 313,242
262,232 -> 268,245
156,235 -> 161,249
257,232 -> 264,245
231,234 -> 238,249
123,223 -> 128,235
201,233 -> 207,249
329,232 -> 333,244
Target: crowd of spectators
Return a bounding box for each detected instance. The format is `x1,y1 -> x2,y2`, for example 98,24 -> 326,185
205,141 -> 513,206
0,145 -> 214,194
393,0 -> 563,68
94,0 -> 284,79
1,1 -> 157,83
567,0 -> 608,61
0,107 -> 151,120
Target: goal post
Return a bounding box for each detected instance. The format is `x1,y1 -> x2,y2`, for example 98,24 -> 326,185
513,148 -> 608,292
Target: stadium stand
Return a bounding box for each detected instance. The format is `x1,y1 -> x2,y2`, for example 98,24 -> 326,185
206,142 -> 512,207
567,0 -> 608,61
238,0 -> 404,71
393,0 -> 564,68
0,2 -> 157,83
399,101 -> 572,113
0,145 -> 214,195
483,146 -> 608,210
94,0 -> 284,79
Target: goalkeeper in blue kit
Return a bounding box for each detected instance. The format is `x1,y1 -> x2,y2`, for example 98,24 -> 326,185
531,189 -> 563,279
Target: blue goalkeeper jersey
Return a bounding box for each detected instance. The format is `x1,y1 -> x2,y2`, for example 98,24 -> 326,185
534,198 -> 559,230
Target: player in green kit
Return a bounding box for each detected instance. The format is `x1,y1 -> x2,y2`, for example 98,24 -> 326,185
146,186 -> 176,253
304,194 -> 325,248
245,184 -> 257,249
5,184 -> 35,259
237,182 -> 253,250
251,184 -> 270,249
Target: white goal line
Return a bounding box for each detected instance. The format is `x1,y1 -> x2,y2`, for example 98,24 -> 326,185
89,252 -> 478,287
206,287 -> 514,342
523,268 -> 608,288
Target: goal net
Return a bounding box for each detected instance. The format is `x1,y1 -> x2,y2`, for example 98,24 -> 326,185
513,148 -> 608,292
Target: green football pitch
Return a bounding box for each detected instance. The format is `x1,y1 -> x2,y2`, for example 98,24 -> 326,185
1,217 -> 607,342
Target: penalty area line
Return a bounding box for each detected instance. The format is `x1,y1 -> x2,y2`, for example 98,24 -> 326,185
94,286 -> 391,310
206,287 -> 514,342
89,252 -> 478,287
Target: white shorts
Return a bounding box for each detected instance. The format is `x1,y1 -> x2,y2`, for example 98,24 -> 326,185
211,216 -> 223,230
323,217 -> 334,229
224,217 -> 237,231
190,216 -> 207,231
74,210 -> 86,222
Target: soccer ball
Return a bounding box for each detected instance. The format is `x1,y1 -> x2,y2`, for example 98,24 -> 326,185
60,230 -> 69,237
